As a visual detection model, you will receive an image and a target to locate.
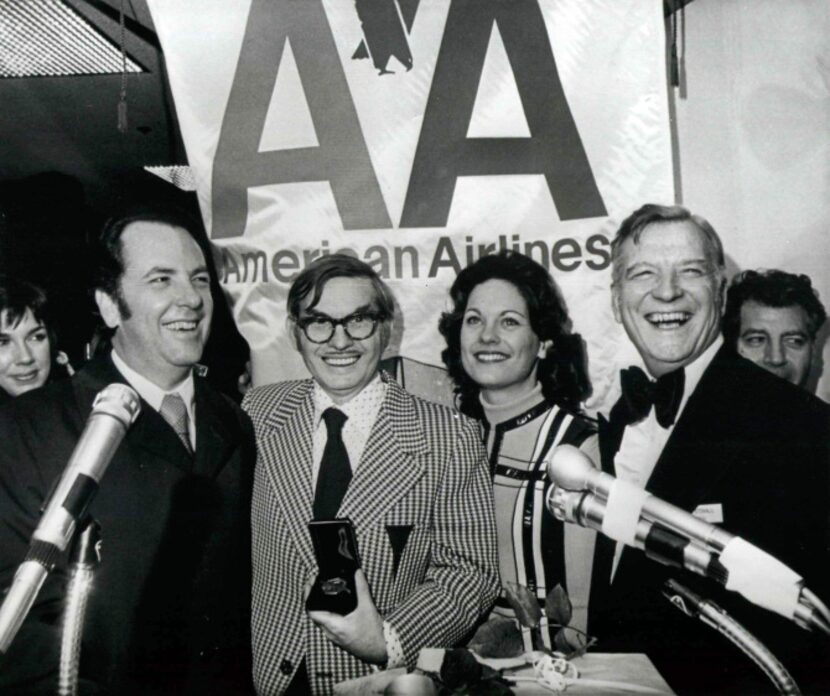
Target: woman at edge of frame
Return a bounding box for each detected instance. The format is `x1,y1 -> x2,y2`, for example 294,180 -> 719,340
0,275 -> 72,404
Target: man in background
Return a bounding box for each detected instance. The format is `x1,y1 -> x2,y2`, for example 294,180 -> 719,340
243,254 -> 498,695
591,204 -> 829,694
0,205 -> 254,694
723,268 -> 826,389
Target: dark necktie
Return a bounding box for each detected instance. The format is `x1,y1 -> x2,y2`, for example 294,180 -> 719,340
617,365 -> 685,428
313,408 -> 352,520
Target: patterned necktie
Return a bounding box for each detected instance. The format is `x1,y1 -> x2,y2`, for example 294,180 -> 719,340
313,408 -> 352,520
617,365 -> 685,428
160,392 -> 193,456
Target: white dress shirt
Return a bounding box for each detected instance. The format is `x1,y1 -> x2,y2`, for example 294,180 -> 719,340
111,350 -> 197,450
609,335 -> 723,577
310,375 -> 386,492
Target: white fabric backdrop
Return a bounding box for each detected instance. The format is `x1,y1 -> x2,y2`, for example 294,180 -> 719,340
149,0 -> 674,414
673,0 -> 830,402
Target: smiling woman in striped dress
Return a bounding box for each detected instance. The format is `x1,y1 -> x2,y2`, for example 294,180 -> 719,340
439,250 -> 598,650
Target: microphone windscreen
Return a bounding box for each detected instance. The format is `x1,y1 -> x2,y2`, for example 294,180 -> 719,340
547,444 -> 595,491
91,383 -> 141,426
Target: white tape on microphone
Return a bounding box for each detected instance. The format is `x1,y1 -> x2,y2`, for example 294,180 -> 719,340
720,538 -> 802,620
602,478 -> 649,547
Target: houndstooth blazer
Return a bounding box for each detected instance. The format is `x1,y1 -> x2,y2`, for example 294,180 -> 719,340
242,374 -> 499,695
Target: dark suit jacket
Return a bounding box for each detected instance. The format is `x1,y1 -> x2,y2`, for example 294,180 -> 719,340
242,375 -> 499,695
591,344 -> 830,694
0,354 -> 255,695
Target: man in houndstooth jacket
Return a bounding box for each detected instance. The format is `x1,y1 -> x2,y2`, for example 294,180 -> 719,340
242,255 -> 499,695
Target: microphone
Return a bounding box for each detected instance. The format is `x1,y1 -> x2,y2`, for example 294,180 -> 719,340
0,383 -> 141,654
546,445 -> 825,631
548,445 -> 734,554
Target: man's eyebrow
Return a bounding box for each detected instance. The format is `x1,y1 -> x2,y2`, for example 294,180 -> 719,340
142,265 -> 176,278
302,303 -> 376,319
782,330 -> 809,338
141,265 -> 210,278
624,260 -> 656,273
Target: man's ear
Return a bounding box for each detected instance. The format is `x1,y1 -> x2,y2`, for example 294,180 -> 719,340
95,289 -> 121,329
611,284 -> 622,324
379,319 -> 393,355
286,316 -> 301,351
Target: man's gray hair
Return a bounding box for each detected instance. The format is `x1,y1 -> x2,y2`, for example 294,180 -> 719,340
611,204 -> 725,284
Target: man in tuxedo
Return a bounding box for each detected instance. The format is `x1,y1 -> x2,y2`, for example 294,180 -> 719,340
590,204 -> 830,693
243,254 -> 498,695
723,268 -> 826,389
0,206 -> 254,694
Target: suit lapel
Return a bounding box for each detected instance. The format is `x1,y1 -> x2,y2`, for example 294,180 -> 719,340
192,379 -> 235,478
258,383 -> 317,569
597,412 -> 621,476
591,413 -> 618,600
646,346 -> 737,510
340,379 -> 428,531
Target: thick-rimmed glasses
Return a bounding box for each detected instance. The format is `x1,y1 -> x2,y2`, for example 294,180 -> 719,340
295,312 -> 382,344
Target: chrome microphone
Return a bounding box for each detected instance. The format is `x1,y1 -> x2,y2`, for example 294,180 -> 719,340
545,445 -> 827,632
0,384 -> 141,654
547,477 -> 723,583
548,444 -> 734,554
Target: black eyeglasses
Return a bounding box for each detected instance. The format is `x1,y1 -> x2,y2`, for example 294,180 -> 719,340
295,311 -> 383,344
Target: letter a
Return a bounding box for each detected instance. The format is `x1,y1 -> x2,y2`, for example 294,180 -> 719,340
212,0 -> 391,239
401,0 -> 606,228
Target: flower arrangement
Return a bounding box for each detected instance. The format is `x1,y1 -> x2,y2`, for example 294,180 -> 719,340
404,583 -> 597,694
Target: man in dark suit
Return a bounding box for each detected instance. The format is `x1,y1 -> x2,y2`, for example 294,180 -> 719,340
0,206 -> 254,695
590,204 -> 830,694
242,254 -> 498,695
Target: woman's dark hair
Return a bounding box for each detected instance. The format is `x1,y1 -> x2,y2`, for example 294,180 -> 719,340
0,275 -> 50,330
0,275 -> 57,357
438,251 -> 590,419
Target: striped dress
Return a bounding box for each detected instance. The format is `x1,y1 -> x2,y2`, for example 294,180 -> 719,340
481,383 -> 598,650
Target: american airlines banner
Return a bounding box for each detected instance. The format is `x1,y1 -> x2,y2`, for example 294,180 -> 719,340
148,0 -> 673,412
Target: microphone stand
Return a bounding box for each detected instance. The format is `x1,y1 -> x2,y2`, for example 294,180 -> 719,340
59,518 -> 102,696
663,579 -> 800,695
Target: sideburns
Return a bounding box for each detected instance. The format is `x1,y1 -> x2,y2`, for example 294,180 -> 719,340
115,284 -> 132,320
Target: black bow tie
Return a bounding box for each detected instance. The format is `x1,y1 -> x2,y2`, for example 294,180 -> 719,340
618,365 -> 685,428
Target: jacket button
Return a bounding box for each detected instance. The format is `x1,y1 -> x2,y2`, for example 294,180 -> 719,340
280,659 -> 293,675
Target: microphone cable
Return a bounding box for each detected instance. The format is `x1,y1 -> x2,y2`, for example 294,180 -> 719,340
663,579 -> 800,695
59,520 -> 102,696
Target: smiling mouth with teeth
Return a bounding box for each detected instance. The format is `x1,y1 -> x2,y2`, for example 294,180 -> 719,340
165,320 -> 199,331
12,371 -> 39,382
474,352 -> 509,362
646,312 -> 691,329
323,354 -> 361,367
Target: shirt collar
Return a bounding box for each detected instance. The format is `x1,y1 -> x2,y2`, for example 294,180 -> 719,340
110,349 -> 195,416
313,374 -> 386,424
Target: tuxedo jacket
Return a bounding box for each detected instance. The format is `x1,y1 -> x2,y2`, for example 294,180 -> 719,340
591,344 -> 830,693
242,375 -> 499,695
0,354 -> 255,695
